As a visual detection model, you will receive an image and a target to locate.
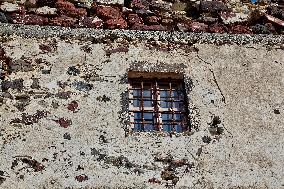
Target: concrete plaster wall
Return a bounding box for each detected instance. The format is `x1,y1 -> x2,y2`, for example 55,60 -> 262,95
0,25 -> 284,189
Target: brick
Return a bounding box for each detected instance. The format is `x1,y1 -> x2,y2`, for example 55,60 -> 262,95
105,18 -> 127,29
50,15 -> 77,27
96,6 -> 122,20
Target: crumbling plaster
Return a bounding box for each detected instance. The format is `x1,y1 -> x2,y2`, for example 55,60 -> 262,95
0,24 -> 284,189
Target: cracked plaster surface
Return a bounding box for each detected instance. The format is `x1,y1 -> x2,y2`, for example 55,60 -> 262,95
0,29 -> 284,189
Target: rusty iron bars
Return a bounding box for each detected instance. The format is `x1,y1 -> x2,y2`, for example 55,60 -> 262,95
129,77 -> 188,132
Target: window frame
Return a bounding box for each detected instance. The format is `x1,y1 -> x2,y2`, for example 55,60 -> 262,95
128,75 -> 189,133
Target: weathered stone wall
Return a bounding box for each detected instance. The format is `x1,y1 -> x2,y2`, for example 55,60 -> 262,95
0,25 -> 284,189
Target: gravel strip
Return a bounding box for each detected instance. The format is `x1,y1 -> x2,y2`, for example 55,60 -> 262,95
0,23 -> 283,46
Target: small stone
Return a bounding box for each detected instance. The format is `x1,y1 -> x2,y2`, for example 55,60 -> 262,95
0,12 -> 9,23
134,9 -> 154,16
35,6 -> 57,15
50,16 -> 77,27
90,2 -> 98,11
172,2 -> 187,12
39,44 -> 53,53
274,109 -> 280,114
150,0 -> 172,12
105,46 -> 128,56
73,0 -> 93,8
55,91 -> 72,99
9,59 -> 34,72
148,178 -> 161,184
9,14 -> 48,25
0,2 -> 24,13
75,8 -> 88,18
10,110 -> 49,125
161,18 -> 173,26
209,23 -> 227,33
257,0 -> 271,6
127,13 -> 143,26
132,23 -> 166,31
105,18 -> 127,29
189,22 -> 208,33
122,7 -> 133,14
252,24 -> 271,34
25,0 -> 37,8
31,78 -> 40,89
161,170 -> 177,181
91,148 -> 100,156
78,16 -> 103,28
73,81 -> 93,91
200,1 -> 228,13
176,23 -> 189,32
130,0 -> 150,10
196,147 -> 202,156
96,0 -> 124,5
230,25 -> 252,34
96,95 -> 111,102
51,100 -> 59,109
220,12 -> 249,24
159,11 -> 171,19
67,66 -> 80,76
55,0 -> 87,18
41,70 -> 51,74
75,174 -> 88,182
198,16 -> 218,23
67,101 -> 79,112
150,24 -> 168,31
63,133 -> 71,140
55,118 -> 72,128
96,6 -> 122,20
2,92 -> 13,99
202,136 -> 212,144
145,16 -> 160,25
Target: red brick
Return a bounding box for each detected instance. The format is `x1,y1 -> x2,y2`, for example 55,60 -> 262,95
127,13 -> 143,26
189,22 -> 208,32
229,25 -> 253,34
50,15 -> 77,27
96,6 -> 122,20
78,16 -> 103,28
55,0 -> 87,18
209,23 -> 228,33
145,16 -> 161,25
105,18 -> 127,29
130,0 -> 149,10
161,18 -> 174,26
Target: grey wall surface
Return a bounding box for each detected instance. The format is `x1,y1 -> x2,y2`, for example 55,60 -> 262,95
0,24 -> 284,189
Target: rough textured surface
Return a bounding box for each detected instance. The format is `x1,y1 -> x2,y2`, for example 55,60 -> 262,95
0,24 -> 284,189
0,24 -> 284,46
0,0 -> 284,34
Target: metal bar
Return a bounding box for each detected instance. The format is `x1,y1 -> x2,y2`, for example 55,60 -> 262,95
141,80 -> 144,131
130,110 -> 187,114
130,78 -> 183,82
169,79 -> 175,132
130,122 -> 182,125
154,78 -> 161,131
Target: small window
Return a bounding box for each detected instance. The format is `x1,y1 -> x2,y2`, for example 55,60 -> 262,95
128,72 -> 189,133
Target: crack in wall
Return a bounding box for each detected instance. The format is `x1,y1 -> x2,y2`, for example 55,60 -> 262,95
197,55 -> 226,104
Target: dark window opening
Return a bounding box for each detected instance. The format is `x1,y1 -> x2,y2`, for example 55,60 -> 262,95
128,73 -> 189,133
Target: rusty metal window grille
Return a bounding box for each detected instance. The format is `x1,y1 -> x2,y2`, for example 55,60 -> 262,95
128,77 -> 189,133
